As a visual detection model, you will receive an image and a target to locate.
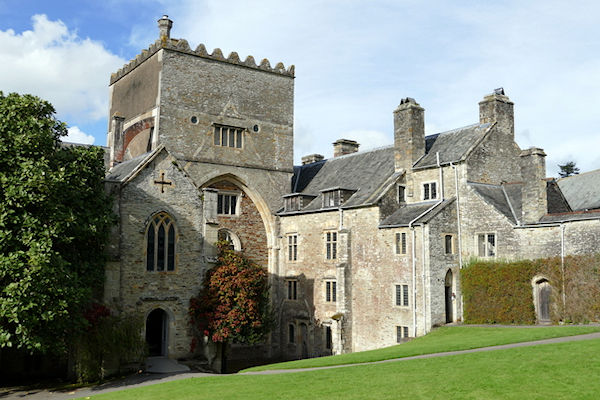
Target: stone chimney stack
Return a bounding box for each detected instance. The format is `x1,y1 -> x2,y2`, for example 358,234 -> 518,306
109,112 -> 125,166
301,154 -> 325,165
158,15 -> 173,40
393,97 -> 425,172
520,147 -> 547,224
479,88 -> 514,142
333,139 -> 359,157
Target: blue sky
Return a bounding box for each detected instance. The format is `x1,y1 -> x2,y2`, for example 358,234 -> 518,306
1,0 -> 599,176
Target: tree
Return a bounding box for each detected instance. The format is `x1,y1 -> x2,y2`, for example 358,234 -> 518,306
0,92 -> 114,354
189,242 -> 272,372
558,161 -> 580,178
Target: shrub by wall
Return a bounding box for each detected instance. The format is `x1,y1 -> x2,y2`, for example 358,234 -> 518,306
462,254 -> 600,324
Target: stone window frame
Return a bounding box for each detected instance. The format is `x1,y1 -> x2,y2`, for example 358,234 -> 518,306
213,124 -> 244,149
397,184 -> 406,203
145,211 -> 177,273
325,279 -> 337,303
218,228 -> 242,251
286,278 -> 298,300
217,190 -> 241,216
396,325 -> 410,343
287,233 -> 298,262
422,181 -> 438,201
443,233 -> 455,255
324,230 -> 338,260
393,283 -> 409,307
395,232 -> 407,255
476,232 -> 497,258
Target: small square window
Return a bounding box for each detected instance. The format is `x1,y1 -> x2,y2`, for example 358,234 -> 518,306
423,182 -> 438,200
395,284 -> 409,307
477,233 -> 496,257
214,125 -> 244,148
396,325 -> 409,342
395,232 -> 407,255
217,193 -> 239,215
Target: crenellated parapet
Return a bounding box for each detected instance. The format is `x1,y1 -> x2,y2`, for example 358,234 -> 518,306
110,37 -> 295,85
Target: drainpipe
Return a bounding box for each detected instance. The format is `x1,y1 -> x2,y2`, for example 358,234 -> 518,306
408,152 -> 444,337
450,162 -> 464,321
421,227 -> 427,334
560,223 -> 566,313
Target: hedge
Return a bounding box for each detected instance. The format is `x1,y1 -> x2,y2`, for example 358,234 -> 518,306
461,254 -> 600,324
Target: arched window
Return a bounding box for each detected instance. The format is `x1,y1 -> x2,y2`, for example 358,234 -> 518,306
218,228 -> 241,251
146,212 -> 176,271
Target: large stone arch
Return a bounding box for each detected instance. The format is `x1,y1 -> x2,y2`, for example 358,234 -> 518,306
200,173 -> 276,250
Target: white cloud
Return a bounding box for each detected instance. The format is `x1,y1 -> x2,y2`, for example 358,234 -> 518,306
0,14 -> 125,125
64,126 -> 95,145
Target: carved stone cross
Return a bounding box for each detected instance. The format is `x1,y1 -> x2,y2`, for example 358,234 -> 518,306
154,172 -> 172,193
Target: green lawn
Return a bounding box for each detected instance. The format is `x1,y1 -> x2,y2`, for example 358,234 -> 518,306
89,338 -> 600,399
243,325 -> 600,371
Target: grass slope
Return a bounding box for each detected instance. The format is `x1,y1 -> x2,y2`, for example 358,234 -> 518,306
90,338 -> 600,400
243,326 -> 600,371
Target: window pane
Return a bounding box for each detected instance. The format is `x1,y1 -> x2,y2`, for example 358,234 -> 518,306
147,225 -> 155,271
230,195 -> 237,214
478,234 -> 486,257
221,127 -> 228,147
487,234 -> 496,257
395,233 -> 400,255
326,282 -> 331,302
236,130 -> 242,148
217,194 -> 223,214
431,182 -> 437,199
445,235 -> 452,254
397,326 -> 402,343
326,327 -> 332,349
332,242 -> 337,259
289,324 -> 295,343
293,281 -> 297,299
398,185 -> 405,203
167,224 -> 175,271
401,232 -> 407,254
403,285 -> 409,306
403,326 -> 409,338
157,224 -> 165,271
214,126 -> 220,145
395,285 -> 401,306
224,195 -> 230,214
332,282 -> 337,302
424,184 -> 430,200
229,129 -> 235,148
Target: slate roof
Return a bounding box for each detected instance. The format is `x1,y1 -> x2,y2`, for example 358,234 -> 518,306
379,199 -> 455,227
469,182 -> 520,224
546,180 -> 571,214
557,168 -> 600,211
414,123 -> 492,169
282,146 -> 396,213
540,209 -> 600,223
105,150 -> 158,183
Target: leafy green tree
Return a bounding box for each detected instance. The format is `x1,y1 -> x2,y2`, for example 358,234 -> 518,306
189,242 -> 272,371
558,161 -> 580,178
0,92 -> 113,354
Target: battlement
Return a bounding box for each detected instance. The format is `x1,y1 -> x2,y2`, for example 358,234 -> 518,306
110,37 -> 295,85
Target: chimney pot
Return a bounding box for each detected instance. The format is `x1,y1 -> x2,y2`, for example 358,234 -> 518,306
158,15 -> 173,40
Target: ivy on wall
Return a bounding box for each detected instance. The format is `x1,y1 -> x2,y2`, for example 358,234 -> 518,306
462,254 -> 600,324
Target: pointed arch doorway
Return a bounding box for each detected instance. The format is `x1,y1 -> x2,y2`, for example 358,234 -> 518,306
445,270 -> 453,323
146,308 -> 168,356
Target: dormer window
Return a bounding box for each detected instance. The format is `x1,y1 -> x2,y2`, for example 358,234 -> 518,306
321,188 -> 356,208
283,193 -> 316,212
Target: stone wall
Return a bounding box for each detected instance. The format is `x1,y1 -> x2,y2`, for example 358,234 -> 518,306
158,49 -> 294,172
112,149 -> 205,358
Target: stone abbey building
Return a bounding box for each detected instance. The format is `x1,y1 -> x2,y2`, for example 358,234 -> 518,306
103,16 -> 600,366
